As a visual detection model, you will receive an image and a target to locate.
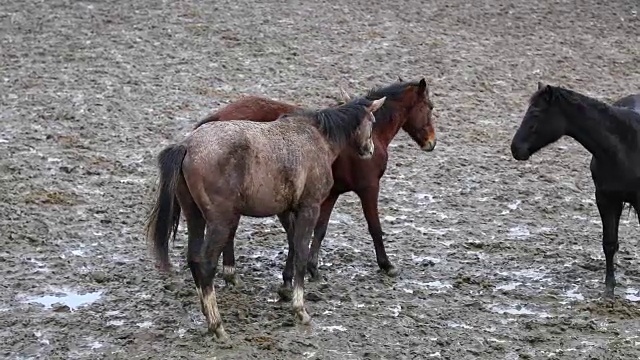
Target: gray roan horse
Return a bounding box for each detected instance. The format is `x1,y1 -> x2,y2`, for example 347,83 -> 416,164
145,96 -> 385,339
511,82 -> 640,299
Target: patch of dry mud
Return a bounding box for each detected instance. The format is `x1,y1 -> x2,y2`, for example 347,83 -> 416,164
1,0 -> 639,359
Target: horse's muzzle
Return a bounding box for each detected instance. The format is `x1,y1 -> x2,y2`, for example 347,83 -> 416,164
422,138 -> 436,152
511,143 -> 530,161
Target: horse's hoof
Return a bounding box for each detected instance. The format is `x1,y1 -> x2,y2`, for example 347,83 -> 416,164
278,286 -> 293,301
223,275 -> 239,289
296,309 -> 312,325
210,326 -> 230,342
307,264 -> 321,282
603,287 -> 615,300
384,265 -> 400,277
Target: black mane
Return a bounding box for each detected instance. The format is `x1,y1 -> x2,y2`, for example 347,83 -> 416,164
531,85 -> 640,143
294,97 -> 373,147
365,81 -> 420,125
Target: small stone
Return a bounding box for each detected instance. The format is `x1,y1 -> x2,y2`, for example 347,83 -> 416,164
91,271 -> 108,283
52,304 -> 71,313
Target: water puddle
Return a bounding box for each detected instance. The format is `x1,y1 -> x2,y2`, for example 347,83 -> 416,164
321,325 -> 347,332
625,288 -> 640,302
404,222 -> 458,235
507,225 -> 530,239
414,193 -> 437,204
447,321 -> 473,329
328,211 -> 352,225
495,282 -> 522,291
20,288 -> 103,311
561,285 -> 585,303
500,200 -> 521,214
489,303 -> 551,318
411,254 -> 441,264
136,321 -> 153,328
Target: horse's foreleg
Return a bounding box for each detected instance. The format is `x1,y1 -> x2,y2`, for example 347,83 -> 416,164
357,185 -> 398,277
596,190 -> 622,299
277,211 -> 295,300
307,193 -> 339,281
291,205 -> 319,325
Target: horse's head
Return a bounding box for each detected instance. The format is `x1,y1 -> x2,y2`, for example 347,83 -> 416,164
398,78 -> 437,151
350,96 -> 386,159
342,79 -> 437,152
511,82 -> 567,161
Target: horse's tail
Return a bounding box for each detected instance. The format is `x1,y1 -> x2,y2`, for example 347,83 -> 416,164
144,144 -> 188,272
194,112 -> 220,130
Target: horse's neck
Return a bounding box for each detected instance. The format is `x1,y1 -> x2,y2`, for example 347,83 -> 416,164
373,113 -> 404,148
565,102 -> 634,166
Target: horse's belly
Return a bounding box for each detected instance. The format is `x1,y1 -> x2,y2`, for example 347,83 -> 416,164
241,202 -> 289,218
239,184 -> 298,217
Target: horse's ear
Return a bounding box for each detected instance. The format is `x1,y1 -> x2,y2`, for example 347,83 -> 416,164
418,78 -> 428,94
338,86 -> 351,103
369,96 -> 386,113
398,75 -> 404,82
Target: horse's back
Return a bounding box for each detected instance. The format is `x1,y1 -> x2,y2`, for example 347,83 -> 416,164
183,119 -> 333,216
613,93 -> 640,115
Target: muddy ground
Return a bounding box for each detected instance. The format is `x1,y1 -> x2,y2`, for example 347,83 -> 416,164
1,0 -> 639,359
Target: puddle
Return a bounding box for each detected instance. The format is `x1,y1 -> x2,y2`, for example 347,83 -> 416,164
411,254 -> 441,264
388,304 -> 401,317
136,321 -> 153,328
414,193 -> 437,203
447,321 -> 473,329
404,222 -> 458,235
625,288 -> 640,302
489,303 -> 551,318
495,282 -> 521,291
21,288 -> 103,310
507,226 -> 530,239
328,212 -> 352,225
561,286 -> 585,302
500,268 -> 549,282
321,325 -> 347,332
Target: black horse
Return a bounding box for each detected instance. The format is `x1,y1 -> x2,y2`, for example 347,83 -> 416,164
510,82 -> 640,299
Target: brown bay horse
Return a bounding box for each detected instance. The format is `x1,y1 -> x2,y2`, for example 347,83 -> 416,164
145,96 -> 385,339
196,78 -> 437,293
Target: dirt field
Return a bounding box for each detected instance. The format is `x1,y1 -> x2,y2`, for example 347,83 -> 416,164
1,0 -> 639,359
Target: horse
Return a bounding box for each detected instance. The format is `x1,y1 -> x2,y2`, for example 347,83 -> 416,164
195,78 -> 436,294
145,95 -> 386,339
510,82 -> 640,299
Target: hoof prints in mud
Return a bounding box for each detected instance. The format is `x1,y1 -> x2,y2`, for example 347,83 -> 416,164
2,0 -> 640,359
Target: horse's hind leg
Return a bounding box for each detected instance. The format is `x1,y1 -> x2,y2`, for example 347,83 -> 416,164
291,205 -> 319,324
277,211 -> 295,300
176,178 -> 207,303
198,214 -> 240,339
222,234 -> 238,287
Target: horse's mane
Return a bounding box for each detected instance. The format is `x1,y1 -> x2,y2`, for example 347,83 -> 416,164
293,97 -> 372,147
531,84 -> 640,143
529,85 -> 613,114
365,81 -> 421,124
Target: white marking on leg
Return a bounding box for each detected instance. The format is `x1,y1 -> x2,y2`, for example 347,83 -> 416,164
202,287 -> 222,331
222,265 -> 235,276
292,286 -> 304,310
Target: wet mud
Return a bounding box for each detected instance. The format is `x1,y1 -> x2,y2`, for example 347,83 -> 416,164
1,0 -> 639,359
